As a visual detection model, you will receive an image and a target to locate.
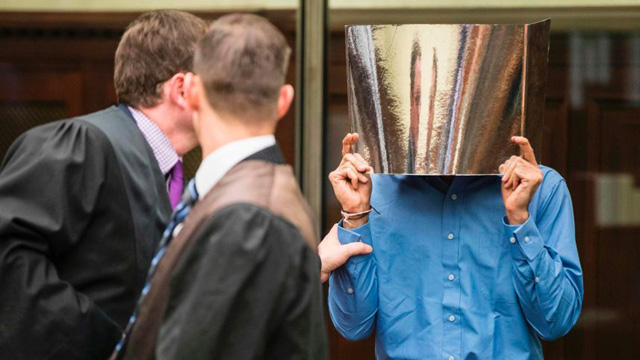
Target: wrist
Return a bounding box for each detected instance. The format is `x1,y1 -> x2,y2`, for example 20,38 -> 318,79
506,208 -> 529,225
342,203 -> 370,213
342,215 -> 369,229
341,204 -> 374,229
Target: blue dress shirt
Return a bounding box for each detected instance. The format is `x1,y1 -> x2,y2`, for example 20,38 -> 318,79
328,166 -> 583,360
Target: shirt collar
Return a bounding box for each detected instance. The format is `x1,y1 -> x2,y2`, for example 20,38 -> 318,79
195,135 -> 276,199
128,106 -> 180,175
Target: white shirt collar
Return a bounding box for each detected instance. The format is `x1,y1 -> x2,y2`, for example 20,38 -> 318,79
195,135 -> 276,199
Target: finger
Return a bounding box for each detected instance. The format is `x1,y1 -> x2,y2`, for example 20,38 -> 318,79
342,133 -> 360,156
512,164 -> 541,187
342,153 -> 368,173
341,160 -> 368,184
341,133 -> 352,156
502,157 -> 519,188
341,165 -> 360,189
499,159 -> 511,175
342,242 -> 373,258
331,166 -> 357,189
328,169 -> 343,186
511,136 -> 537,165
353,153 -> 373,173
347,156 -> 370,178
336,166 -> 359,189
509,159 -> 523,190
501,157 -> 515,182
510,165 -> 521,190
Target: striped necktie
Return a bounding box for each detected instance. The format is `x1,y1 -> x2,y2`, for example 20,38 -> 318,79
111,179 -> 199,359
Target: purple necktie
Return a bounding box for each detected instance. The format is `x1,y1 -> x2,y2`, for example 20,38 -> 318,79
168,160 -> 184,209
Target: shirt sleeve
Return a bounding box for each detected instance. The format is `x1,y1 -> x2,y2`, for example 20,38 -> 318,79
157,204 -> 327,360
327,219 -> 378,341
503,177 -> 584,341
0,121 -> 122,359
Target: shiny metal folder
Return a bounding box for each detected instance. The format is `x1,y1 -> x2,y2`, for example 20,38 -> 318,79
346,20 -> 551,175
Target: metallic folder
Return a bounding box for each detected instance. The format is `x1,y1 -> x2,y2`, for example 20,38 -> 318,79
346,20 -> 551,175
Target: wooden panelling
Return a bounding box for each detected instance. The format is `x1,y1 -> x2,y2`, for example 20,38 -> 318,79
585,99 -> 640,358
596,101 -> 640,175
0,10 -> 298,176
541,96 -> 569,176
0,69 -> 85,160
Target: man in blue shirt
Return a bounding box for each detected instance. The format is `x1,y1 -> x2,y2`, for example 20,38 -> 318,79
325,132 -> 583,359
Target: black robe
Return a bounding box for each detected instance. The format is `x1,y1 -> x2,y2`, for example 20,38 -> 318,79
0,105 -> 171,359
120,146 -> 328,360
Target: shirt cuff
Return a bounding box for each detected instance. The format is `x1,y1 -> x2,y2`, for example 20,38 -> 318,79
337,219 -> 374,266
337,219 -> 373,246
503,216 -> 546,261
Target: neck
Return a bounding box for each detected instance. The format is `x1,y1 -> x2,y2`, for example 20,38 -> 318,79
198,109 -> 275,159
137,105 -> 197,156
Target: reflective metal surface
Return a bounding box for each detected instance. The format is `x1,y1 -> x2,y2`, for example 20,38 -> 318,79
346,20 -> 550,175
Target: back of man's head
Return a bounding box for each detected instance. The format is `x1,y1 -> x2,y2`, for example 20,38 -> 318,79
115,10 -> 207,108
194,13 -> 291,124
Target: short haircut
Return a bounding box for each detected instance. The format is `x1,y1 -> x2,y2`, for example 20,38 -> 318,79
194,13 -> 291,122
115,10 -> 207,108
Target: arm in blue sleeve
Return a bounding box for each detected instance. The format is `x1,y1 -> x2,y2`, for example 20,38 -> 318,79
327,220 -> 378,341
504,179 -> 584,340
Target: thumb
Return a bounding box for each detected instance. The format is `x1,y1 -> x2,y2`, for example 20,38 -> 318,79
342,242 -> 373,258
328,223 -> 338,237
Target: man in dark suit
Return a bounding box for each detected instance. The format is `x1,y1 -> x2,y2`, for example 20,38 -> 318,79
113,14 -> 327,360
0,10 -> 206,359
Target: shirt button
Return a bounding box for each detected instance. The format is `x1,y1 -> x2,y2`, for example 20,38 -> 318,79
524,236 -> 531,243
449,356 -> 455,360
509,237 -> 516,244
535,277 -> 540,283
451,194 -> 458,200
447,233 -> 454,240
448,274 -> 455,281
347,288 -> 354,294
448,315 -> 455,322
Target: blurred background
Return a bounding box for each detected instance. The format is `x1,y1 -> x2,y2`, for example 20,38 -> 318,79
1,0 -> 640,358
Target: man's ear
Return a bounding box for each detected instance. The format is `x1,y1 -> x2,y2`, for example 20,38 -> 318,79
276,84 -> 295,120
183,72 -> 200,112
167,72 -> 189,110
